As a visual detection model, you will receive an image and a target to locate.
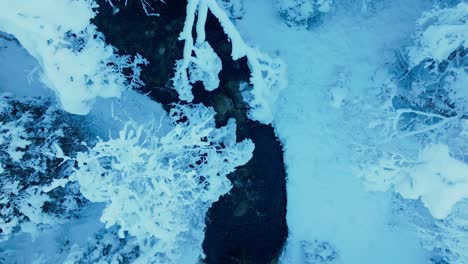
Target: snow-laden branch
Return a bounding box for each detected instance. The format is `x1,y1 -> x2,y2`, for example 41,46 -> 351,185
173,0 -> 287,124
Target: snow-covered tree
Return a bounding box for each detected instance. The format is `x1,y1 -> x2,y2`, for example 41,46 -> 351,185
71,104 -> 254,263
0,94 -> 87,238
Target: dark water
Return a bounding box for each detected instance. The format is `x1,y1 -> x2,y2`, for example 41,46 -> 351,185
93,1 -> 287,263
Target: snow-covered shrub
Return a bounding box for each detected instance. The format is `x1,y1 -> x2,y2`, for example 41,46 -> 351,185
351,75 -> 467,219
395,46 -> 467,121
71,103 -> 254,263
277,0 -> 333,28
350,55 -> 467,259
404,2 -> 468,115
0,94 -> 86,238
0,0 -> 147,115
337,5 -> 467,258
407,2 -> 468,67
173,0 -> 287,124
301,240 -> 340,264
65,226 -> 140,264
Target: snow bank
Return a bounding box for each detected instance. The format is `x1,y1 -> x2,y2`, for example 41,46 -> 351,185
237,0 -> 434,263
0,33 -> 52,97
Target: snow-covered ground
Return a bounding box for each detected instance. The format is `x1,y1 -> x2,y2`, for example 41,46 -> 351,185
237,1 -> 437,263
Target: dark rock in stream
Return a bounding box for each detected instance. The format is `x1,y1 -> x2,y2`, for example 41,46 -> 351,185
93,1 -> 287,263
